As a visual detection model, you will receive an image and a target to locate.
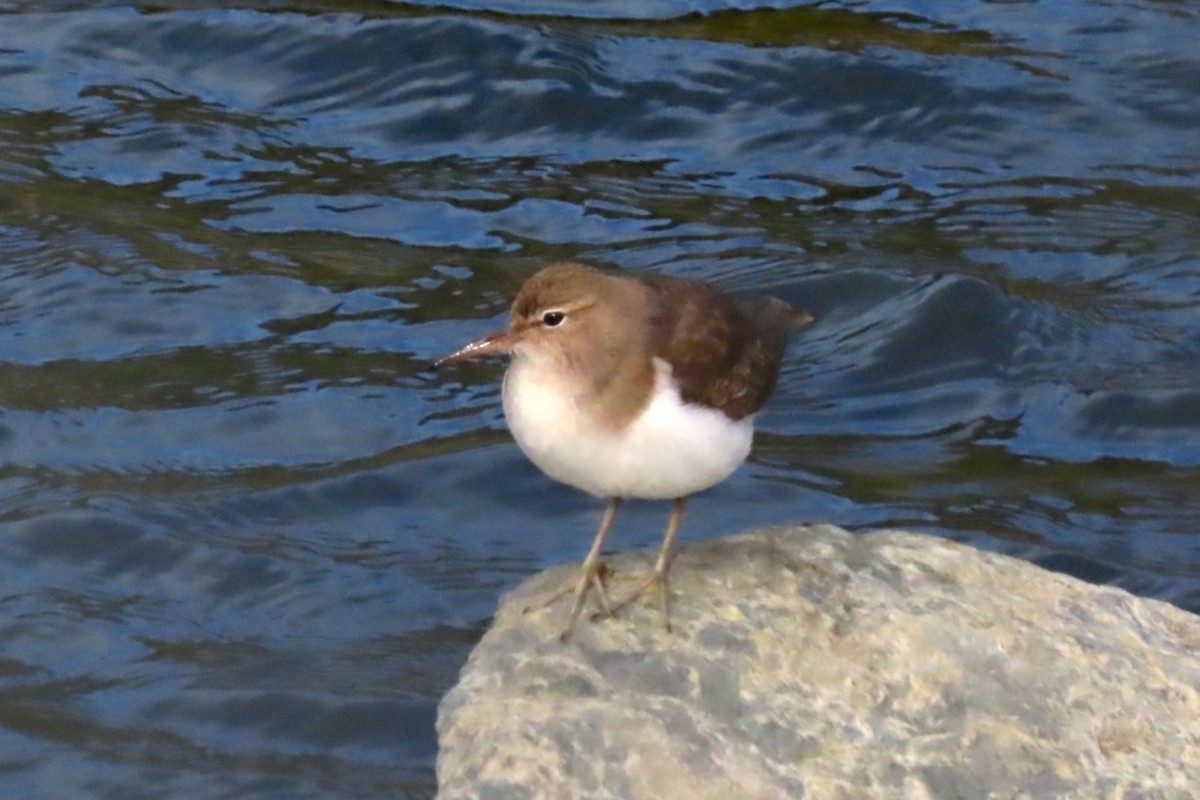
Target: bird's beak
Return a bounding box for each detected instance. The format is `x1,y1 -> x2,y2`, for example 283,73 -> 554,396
435,330 -> 514,367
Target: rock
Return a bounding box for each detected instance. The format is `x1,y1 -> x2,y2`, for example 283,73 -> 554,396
435,525 -> 1200,800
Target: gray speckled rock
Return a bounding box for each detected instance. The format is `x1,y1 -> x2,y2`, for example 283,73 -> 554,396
436,525 -> 1200,800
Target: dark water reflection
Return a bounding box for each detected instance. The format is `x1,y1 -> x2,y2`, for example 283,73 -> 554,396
1,1 -> 1199,797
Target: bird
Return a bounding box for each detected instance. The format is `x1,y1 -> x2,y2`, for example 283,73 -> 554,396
437,262 -> 810,641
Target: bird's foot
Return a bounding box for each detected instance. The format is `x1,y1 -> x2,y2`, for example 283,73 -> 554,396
523,562 -> 613,616
557,562 -> 616,642
605,569 -> 673,633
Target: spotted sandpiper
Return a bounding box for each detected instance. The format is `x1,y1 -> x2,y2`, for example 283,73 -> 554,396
438,262 -> 810,640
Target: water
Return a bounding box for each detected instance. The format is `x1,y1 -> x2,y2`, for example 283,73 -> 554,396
1,1 -> 1198,797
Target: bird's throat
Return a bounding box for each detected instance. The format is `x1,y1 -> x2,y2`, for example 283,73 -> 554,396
510,346 -> 656,433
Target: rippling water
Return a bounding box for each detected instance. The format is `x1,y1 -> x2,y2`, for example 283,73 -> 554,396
1,1 -> 1198,797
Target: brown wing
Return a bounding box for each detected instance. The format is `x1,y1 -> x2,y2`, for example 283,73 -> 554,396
640,274 -> 809,420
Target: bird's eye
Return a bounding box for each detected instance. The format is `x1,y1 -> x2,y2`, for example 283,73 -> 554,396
542,310 -> 565,327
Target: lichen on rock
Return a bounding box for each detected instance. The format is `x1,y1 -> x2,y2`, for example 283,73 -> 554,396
437,525 -> 1200,799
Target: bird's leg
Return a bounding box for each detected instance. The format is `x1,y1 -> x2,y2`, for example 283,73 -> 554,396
559,497 -> 622,642
609,496 -> 688,632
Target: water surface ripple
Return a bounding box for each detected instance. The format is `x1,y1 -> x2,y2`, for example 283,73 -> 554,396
1,2 -> 1198,797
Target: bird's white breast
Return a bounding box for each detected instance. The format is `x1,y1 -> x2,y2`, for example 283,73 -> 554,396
502,355 -> 753,500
